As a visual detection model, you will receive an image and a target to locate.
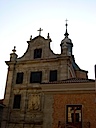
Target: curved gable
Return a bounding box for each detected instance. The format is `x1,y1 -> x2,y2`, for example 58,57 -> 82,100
17,36 -> 57,61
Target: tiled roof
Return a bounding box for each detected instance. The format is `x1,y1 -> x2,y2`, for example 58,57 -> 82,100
42,78 -> 95,84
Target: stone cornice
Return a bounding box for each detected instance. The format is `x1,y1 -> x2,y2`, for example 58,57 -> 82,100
12,82 -> 95,94
5,56 -> 71,65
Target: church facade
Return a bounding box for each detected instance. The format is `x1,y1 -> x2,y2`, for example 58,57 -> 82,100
1,23 -> 96,128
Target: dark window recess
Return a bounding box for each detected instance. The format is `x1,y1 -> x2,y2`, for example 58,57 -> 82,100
16,72 -> 24,84
34,49 -> 42,59
66,105 -> 82,124
50,70 -> 57,82
13,95 -> 21,109
30,71 -> 42,83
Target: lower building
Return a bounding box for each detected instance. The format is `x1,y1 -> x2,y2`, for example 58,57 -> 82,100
41,78 -> 96,128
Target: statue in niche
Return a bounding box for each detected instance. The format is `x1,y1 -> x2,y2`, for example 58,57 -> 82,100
28,94 -> 40,110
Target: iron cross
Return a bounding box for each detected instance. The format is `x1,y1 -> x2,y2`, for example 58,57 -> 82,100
65,19 -> 68,28
37,28 -> 43,36
65,19 -> 68,29
65,19 -> 68,24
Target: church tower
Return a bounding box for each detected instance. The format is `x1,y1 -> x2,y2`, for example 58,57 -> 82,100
61,19 -> 73,56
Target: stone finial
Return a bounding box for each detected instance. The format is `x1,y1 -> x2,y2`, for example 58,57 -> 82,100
47,33 -> 50,39
47,33 -> 52,42
10,46 -> 18,61
12,46 -> 16,53
30,35 -> 32,41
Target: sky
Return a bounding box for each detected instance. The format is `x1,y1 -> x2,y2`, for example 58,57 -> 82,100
0,0 -> 96,99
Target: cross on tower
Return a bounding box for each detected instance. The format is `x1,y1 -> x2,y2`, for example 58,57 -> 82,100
37,28 -> 43,36
65,19 -> 68,23
64,19 -> 69,37
65,19 -> 68,28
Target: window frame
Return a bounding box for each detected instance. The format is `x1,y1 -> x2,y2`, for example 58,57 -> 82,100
49,70 -> 57,82
16,72 -> 24,84
13,95 -> 21,109
34,48 -> 42,59
66,105 -> 82,126
30,71 -> 42,83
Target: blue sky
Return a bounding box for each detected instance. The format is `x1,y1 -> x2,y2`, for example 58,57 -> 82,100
0,0 -> 96,99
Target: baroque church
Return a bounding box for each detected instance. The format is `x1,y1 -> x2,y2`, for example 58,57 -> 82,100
1,22 -> 96,128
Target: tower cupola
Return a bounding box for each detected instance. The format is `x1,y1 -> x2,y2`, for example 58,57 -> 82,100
61,20 -> 73,56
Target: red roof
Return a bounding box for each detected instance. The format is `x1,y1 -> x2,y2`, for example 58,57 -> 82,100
42,78 -> 95,84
